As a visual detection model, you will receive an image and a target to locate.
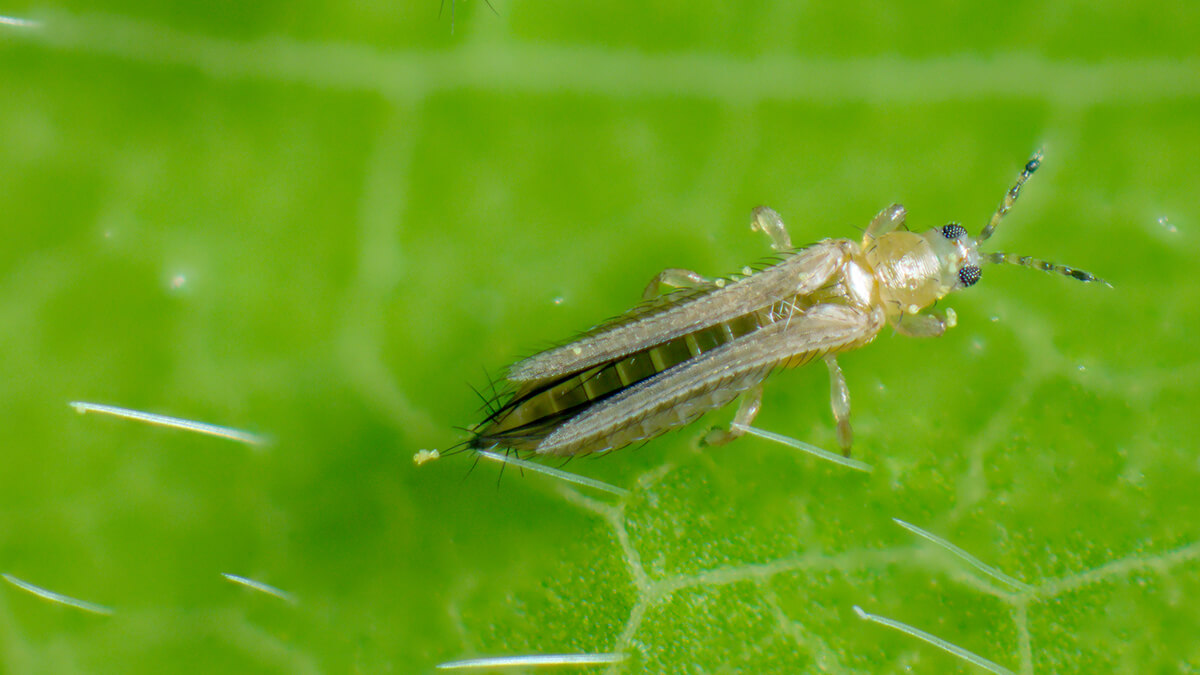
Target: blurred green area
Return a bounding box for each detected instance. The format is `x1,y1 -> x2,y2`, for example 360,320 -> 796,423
1,1 -> 1198,673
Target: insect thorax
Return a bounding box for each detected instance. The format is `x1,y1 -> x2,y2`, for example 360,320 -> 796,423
864,230 -> 959,316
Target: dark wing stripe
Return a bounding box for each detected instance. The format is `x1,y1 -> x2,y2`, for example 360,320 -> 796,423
536,303 -> 884,454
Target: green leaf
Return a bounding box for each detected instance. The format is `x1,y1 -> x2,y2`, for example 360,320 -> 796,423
2,2 -> 1197,673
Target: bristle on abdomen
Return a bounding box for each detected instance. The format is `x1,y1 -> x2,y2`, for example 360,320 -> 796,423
471,307 -> 774,454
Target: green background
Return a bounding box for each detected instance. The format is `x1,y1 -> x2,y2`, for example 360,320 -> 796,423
2,1 -> 1198,673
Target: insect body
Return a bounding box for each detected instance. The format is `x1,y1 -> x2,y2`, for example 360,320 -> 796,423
466,153 -> 1105,457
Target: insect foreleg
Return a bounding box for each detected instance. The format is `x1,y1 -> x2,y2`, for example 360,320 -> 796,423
824,355 -> 853,453
641,268 -> 711,300
699,385 -> 763,447
865,204 -> 908,240
890,308 -> 957,338
750,206 -> 793,251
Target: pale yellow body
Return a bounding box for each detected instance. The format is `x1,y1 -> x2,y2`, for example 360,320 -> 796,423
467,153 -> 1104,457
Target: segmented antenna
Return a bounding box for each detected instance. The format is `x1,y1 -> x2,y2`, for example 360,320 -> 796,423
979,149 -> 1043,243
984,252 -> 1110,286
976,150 -> 1110,286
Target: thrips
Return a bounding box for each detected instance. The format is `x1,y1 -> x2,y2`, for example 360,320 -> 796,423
461,152 -> 1106,458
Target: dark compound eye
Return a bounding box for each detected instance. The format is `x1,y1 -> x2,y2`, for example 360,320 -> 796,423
941,224 -> 968,240
958,265 -> 982,287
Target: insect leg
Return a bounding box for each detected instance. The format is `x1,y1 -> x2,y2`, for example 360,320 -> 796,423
700,385 -> 763,447
641,268 -> 710,300
824,355 -> 853,453
750,206 -> 792,251
865,204 -> 908,240
890,308 -> 957,338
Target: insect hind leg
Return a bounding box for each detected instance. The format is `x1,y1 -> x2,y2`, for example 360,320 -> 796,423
700,385 -> 763,447
642,268 -> 711,300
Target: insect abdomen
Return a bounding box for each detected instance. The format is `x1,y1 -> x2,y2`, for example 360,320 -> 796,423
472,310 -> 770,451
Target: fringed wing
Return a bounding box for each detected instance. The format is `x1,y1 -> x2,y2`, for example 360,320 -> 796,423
533,302 -> 886,455
508,241 -> 852,382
